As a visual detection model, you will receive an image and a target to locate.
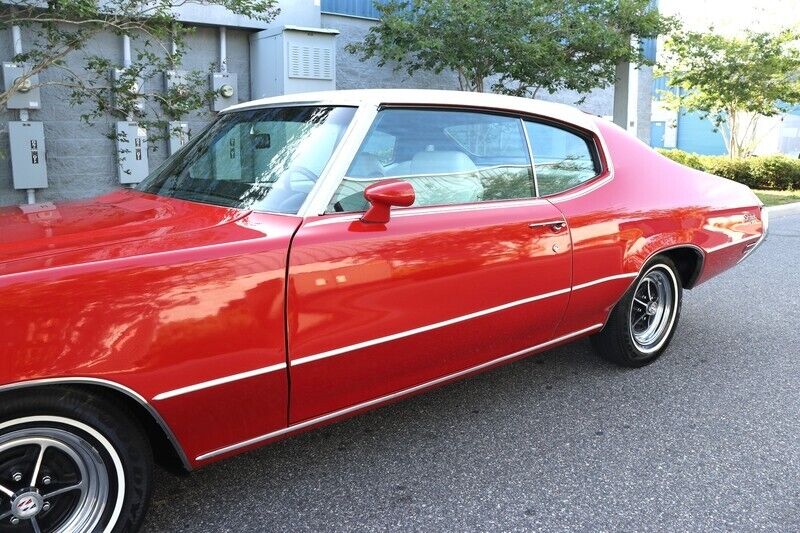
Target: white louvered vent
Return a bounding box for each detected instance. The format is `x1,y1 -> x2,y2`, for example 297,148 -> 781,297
288,43 -> 334,80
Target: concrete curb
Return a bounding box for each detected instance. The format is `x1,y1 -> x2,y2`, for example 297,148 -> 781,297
766,201 -> 800,216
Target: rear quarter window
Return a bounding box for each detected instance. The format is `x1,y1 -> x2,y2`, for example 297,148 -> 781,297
525,121 -> 601,196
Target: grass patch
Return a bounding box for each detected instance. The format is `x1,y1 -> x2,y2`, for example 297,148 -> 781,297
755,189 -> 800,207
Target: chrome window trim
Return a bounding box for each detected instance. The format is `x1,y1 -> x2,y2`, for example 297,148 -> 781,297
336,163 -> 533,183
545,126 -> 615,204
298,104 -> 380,217
520,118 -> 540,197
307,104 -> 560,217
195,323 -> 604,462
521,119 -> 606,200
301,196 -> 552,228
0,377 -> 191,471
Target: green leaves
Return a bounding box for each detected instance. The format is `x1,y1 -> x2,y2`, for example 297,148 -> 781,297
347,0 -> 675,96
1,0 -> 279,143
660,28 -> 800,157
658,149 -> 800,190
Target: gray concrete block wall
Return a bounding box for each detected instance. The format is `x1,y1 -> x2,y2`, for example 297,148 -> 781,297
0,26 -> 18,206
322,14 -> 461,91
0,25 -> 251,207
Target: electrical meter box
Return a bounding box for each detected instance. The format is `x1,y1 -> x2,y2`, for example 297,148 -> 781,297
165,70 -> 191,94
9,121 -> 48,189
168,121 -> 190,154
210,72 -> 238,112
116,121 -> 149,184
250,26 -> 338,99
112,69 -> 144,111
2,63 -> 41,110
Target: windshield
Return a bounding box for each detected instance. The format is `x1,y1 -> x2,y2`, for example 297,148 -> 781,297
137,106 -> 355,213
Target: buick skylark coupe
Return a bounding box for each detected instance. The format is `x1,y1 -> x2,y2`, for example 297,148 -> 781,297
0,90 -> 767,532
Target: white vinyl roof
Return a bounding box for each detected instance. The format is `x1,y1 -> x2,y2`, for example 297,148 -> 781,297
225,89 -> 600,133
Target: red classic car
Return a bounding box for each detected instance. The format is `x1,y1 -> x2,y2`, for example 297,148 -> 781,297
0,89 -> 766,532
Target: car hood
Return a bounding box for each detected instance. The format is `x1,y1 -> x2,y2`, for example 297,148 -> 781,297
0,189 -> 249,270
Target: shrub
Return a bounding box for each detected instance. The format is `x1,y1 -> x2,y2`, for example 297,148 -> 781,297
749,155 -> 800,190
656,149 -> 799,190
656,148 -> 705,170
702,157 -> 758,187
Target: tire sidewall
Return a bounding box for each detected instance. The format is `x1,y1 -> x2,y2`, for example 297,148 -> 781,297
0,390 -> 152,533
618,258 -> 683,365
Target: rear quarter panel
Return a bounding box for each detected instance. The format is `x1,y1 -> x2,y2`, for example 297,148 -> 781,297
551,119 -> 764,336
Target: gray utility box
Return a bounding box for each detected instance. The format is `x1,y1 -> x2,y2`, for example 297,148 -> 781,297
116,122 -> 149,184
168,121 -> 190,155
164,70 -> 191,95
2,63 -> 41,110
210,72 -> 238,112
250,25 -> 338,99
9,121 -> 48,189
112,69 -> 144,111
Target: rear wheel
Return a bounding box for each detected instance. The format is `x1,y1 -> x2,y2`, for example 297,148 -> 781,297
0,389 -> 152,532
591,257 -> 682,367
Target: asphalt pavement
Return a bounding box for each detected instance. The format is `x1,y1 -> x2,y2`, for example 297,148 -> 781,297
143,207 -> 800,533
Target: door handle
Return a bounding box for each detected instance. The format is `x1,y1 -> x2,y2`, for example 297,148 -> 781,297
528,220 -> 567,232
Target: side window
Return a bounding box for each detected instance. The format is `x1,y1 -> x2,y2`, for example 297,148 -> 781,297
525,121 -> 600,196
329,109 -> 534,212
361,130 -> 396,166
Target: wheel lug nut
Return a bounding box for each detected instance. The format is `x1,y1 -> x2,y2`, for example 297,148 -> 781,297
42,501 -> 51,511
11,472 -> 22,482
10,517 -> 19,525
42,475 -> 52,485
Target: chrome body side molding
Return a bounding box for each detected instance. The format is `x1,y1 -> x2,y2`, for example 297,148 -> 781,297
195,323 -> 604,462
154,273 -> 641,400
153,363 -> 287,401
0,377 -> 191,471
290,287 -> 572,367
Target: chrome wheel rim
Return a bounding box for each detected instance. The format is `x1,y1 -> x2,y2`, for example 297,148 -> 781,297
629,266 -> 676,354
0,427 -> 109,533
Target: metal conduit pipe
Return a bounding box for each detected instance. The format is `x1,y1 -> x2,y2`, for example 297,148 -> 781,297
219,26 -> 227,73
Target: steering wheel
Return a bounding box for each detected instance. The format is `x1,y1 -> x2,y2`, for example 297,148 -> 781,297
275,165 -> 321,212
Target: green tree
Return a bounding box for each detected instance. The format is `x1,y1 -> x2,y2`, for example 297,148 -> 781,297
660,28 -> 800,158
1,0 -> 278,140
347,0 -> 674,96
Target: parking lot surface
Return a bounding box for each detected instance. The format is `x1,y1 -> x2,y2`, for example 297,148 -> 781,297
144,208 -> 799,532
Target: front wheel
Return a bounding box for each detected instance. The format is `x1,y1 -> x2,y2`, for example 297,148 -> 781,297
591,257 -> 683,367
0,388 -> 153,532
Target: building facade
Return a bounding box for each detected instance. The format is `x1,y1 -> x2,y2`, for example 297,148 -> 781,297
0,0 -> 653,207
649,0 -> 800,156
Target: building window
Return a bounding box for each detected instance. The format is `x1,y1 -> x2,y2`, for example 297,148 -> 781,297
321,0 -> 388,19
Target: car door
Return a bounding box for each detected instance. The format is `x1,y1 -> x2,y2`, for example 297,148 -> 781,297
522,118 -> 633,338
286,107 -> 572,423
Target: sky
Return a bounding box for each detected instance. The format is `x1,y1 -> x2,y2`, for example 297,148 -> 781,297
661,0 -> 800,34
